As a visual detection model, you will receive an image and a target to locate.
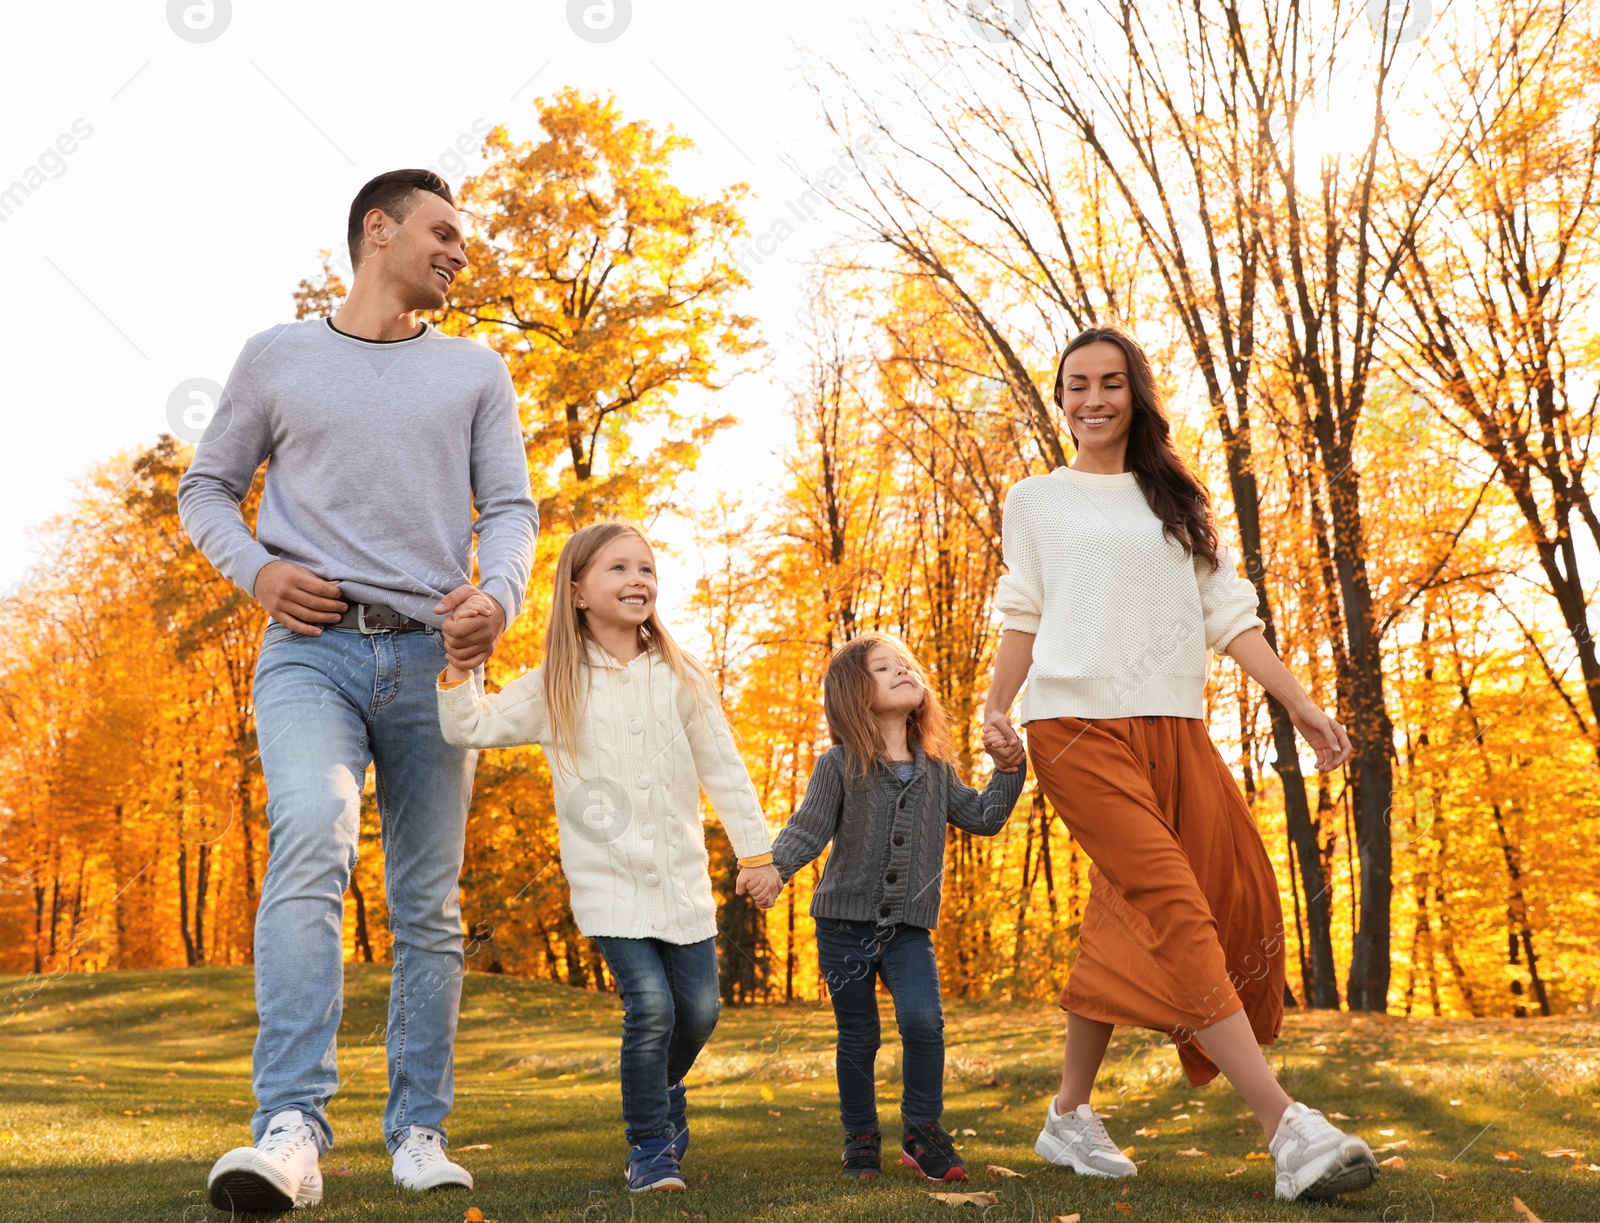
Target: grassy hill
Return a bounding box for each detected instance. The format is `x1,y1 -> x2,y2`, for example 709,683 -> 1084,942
1,966 -> 1595,1221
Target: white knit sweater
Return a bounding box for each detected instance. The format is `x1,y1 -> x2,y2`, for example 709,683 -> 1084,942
437,643 -> 772,944
995,466 -> 1264,722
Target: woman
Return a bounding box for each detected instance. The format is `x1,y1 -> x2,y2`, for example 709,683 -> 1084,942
982,326 -> 1379,1203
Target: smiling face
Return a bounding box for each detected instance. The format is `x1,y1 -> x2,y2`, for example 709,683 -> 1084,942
1058,340 -> 1135,468
865,642 -> 925,718
358,189 -> 466,311
572,533 -> 658,634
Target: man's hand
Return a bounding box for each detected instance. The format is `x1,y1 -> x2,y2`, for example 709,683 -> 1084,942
735,863 -> 782,909
435,585 -> 506,672
255,560 -> 348,634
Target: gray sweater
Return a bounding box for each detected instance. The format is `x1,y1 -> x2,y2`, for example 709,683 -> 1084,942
177,318 -> 539,628
772,744 -> 1026,930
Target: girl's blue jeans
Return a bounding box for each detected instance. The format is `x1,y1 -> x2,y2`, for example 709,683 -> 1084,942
815,917 -> 946,1134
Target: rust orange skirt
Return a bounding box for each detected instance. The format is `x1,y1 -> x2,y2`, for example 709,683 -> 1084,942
1027,715 -> 1285,1085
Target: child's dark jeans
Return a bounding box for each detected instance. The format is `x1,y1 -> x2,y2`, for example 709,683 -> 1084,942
815,917 -> 945,1133
593,935 -> 721,1146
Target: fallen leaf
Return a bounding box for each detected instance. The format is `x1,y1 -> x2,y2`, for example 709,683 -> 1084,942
1379,1128 -> 1396,1137
1172,1113 -> 1191,1121
1246,1151 -> 1271,1161
1379,1156 -> 1407,1170
1449,1098 -> 1465,1106
464,1210 -> 485,1223
767,1109 -> 781,1117
928,1190 -> 999,1207
960,1127 -> 978,1136
226,1099 -> 249,1106
759,1086 -> 774,1102
985,1165 -> 1025,1178
1177,1147 -> 1207,1157
1376,1140 -> 1411,1152
1329,1112 -> 1353,1120
1495,1151 -> 1524,1161
1512,1197 -> 1542,1223
1225,1164 -> 1247,1177
1051,1215 -> 1081,1223
453,1143 -> 493,1152
1121,1146 -> 1135,1158
1433,1173 -> 1455,1181
1542,1148 -> 1583,1158
327,1167 -> 353,1178
66,1075 -> 91,1083
1113,1203 -> 1133,1214
1134,1127 -> 1160,1137
1583,1164 -> 1600,1172
980,1075 -> 1003,1087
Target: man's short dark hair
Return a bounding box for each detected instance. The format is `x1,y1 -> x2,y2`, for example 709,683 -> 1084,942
346,169 -> 455,270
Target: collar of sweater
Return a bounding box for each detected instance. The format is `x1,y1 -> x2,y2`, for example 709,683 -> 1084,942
1054,464 -> 1138,489
582,639 -> 652,670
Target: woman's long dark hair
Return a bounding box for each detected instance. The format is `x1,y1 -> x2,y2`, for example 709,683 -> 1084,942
1052,325 -> 1221,570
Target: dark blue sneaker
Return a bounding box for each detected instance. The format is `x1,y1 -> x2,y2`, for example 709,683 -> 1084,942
667,1081 -> 689,1161
626,1136 -> 686,1193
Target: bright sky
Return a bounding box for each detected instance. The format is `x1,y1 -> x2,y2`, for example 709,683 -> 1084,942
0,0 -> 981,600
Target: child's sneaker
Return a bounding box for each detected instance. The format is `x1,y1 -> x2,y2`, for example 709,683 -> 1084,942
841,1131 -> 883,1178
666,1080 -> 689,1161
1270,1102 -> 1379,1201
206,1109 -> 323,1212
899,1121 -> 967,1182
391,1125 -> 473,1192
1034,1098 -> 1137,1178
626,1136 -> 687,1193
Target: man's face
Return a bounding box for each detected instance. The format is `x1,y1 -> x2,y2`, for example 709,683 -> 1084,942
362,190 -> 467,310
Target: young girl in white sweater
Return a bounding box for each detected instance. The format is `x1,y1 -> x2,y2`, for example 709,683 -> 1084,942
435,521 -> 781,1193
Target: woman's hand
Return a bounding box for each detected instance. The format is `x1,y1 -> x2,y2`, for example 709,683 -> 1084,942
1290,703 -> 1353,773
982,708 -> 1026,773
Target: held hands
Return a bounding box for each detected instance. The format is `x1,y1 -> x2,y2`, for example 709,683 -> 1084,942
981,708 -> 1026,773
1290,702 -> 1354,773
735,863 -> 782,909
436,586 -> 506,678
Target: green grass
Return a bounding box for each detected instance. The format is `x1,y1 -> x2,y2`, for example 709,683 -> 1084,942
1,966 -> 1596,1221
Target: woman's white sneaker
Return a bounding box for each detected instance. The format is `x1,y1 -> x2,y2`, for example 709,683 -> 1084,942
1270,1101 -> 1379,1200
392,1125 -> 474,1192
206,1109 -> 323,1212
1034,1098 -> 1138,1177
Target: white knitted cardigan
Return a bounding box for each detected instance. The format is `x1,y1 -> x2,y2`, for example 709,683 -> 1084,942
995,466 -> 1264,722
438,643 -> 772,944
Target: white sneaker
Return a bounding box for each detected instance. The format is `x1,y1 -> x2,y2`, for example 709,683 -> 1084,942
1270,1101 -> 1379,1201
1034,1098 -> 1138,1177
207,1108 -> 323,1212
392,1125 -> 474,1193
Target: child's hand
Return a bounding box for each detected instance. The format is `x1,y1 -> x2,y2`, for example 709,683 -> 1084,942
982,709 -> 1026,773
736,863 -> 782,909
441,593 -> 499,683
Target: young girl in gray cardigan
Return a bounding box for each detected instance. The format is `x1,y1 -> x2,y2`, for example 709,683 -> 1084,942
771,633 -> 1025,1183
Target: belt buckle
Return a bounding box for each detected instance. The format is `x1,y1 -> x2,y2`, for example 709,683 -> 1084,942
357,604 -> 389,634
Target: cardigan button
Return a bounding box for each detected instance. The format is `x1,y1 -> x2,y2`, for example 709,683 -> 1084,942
637,773 -> 651,788
885,871 -> 897,884
878,904 -> 892,918
893,835 -> 904,847
641,823 -> 657,839
620,672 -> 631,684
629,718 -> 643,734
645,872 -> 660,887
653,914 -> 667,930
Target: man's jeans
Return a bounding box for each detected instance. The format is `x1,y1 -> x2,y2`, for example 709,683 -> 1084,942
815,918 -> 945,1134
250,621 -> 475,1153
592,936 -> 721,1147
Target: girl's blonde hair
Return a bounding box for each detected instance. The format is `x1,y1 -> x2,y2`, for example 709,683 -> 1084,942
543,521 -> 715,769
822,633 -> 956,787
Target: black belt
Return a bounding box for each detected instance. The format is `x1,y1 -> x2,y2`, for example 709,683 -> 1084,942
333,603 -> 429,633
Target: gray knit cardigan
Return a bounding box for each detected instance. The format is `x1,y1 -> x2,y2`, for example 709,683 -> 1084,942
771,744 -> 1025,930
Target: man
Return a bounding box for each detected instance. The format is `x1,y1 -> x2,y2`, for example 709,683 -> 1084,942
178,169 -> 538,1212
